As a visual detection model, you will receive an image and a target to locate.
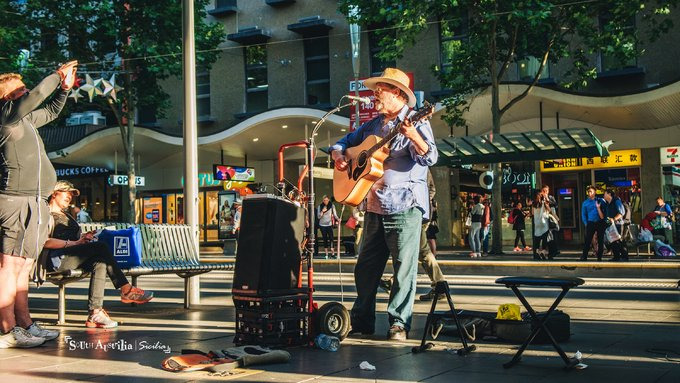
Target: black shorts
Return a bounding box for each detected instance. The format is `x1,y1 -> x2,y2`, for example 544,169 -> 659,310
0,194 -> 50,259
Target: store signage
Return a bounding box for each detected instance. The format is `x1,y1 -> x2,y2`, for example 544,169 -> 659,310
55,165 -> 110,178
660,146 -> 680,165
212,165 -> 255,182
181,173 -> 253,188
479,171 -> 493,189
109,174 -> 145,186
348,73 -> 414,131
540,149 -> 641,172
502,171 -> 533,186
662,166 -> 680,186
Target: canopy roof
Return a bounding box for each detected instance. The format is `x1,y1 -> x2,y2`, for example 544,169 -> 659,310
436,128 -> 610,166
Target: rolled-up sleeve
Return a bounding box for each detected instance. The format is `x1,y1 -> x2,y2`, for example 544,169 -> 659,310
408,121 -> 438,166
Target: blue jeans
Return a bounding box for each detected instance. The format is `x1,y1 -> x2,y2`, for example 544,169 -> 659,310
469,223 -> 482,253
351,208 -> 422,332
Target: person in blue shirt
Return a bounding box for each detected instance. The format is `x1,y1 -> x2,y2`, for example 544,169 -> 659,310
603,189 -> 628,261
652,196 -> 673,242
331,68 -> 438,341
580,185 -> 606,261
653,196 -> 673,219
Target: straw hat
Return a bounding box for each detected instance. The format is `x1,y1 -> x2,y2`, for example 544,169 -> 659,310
364,68 -> 416,108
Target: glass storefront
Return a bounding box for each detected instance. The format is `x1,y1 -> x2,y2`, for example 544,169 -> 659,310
52,164 -> 120,221
140,188 -> 220,244
540,149 -> 642,243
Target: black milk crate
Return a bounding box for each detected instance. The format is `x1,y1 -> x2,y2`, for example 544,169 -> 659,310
233,292 -> 311,347
234,315 -> 309,347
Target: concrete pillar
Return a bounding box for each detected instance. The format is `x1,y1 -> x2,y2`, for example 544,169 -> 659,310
641,148 -> 662,215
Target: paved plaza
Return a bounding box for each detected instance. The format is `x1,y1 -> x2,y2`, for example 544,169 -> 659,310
2,251 -> 678,383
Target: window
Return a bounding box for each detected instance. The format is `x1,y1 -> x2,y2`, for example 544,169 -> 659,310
304,35 -> 330,106
245,45 -> 268,113
196,67 -> 210,117
439,13 -> 468,74
209,0 -> 237,16
368,30 -> 396,76
599,14 -> 637,72
517,56 -> 551,82
215,0 -> 235,7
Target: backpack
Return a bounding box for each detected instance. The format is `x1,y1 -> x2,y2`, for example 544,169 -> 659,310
507,210 -> 515,224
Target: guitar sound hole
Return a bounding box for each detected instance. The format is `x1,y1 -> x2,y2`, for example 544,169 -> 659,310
352,152 -> 368,181
357,152 -> 367,167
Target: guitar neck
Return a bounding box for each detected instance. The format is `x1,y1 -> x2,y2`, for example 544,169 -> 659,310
363,102 -> 433,157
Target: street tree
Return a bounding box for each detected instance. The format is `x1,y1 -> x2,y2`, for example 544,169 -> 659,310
8,0 -> 225,222
339,0 -> 677,253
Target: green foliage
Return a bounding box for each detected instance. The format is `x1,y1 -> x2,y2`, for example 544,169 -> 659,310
0,2 -> 31,76
339,0 -> 678,129
1,0 -> 225,119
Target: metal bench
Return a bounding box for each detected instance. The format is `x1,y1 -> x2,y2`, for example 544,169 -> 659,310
46,223 -> 233,324
628,224 -> 655,256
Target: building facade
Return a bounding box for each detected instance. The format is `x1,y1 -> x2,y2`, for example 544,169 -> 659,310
45,1 -> 680,246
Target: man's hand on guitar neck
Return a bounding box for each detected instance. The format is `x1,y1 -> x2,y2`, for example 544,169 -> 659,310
332,150 -> 348,171
400,119 -> 430,156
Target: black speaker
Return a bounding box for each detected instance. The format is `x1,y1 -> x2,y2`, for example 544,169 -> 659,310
232,195 -> 306,295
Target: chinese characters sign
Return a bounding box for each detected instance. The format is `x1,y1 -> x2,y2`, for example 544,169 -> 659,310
540,149 -> 641,172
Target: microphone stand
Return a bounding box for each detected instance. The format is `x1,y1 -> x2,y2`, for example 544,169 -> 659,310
304,101 -> 354,315
306,101 -> 355,257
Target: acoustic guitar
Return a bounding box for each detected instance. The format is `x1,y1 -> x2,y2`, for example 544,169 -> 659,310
333,102 -> 434,206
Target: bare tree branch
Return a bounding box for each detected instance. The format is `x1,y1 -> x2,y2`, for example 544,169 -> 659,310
497,25 -> 519,80
500,38 -> 553,116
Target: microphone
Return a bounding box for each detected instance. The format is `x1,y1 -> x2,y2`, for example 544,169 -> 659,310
345,95 -> 371,104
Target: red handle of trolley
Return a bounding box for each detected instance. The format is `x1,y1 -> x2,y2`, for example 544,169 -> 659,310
277,140 -> 318,321
277,141 -> 313,192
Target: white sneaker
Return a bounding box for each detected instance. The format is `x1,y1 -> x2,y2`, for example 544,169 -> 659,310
27,322 -> 59,341
0,327 -> 45,348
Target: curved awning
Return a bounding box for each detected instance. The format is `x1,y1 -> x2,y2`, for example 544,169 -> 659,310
436,128 -> 610,166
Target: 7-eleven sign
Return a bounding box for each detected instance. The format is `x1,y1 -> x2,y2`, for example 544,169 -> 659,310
661,146 -> 680,165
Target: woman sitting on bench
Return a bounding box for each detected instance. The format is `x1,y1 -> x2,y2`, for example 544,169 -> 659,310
43,181 -> 153,328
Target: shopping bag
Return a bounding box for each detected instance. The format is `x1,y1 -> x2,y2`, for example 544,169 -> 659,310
98,227 -> 143,268
605,224 -> 622,243
345,216 -> 358,230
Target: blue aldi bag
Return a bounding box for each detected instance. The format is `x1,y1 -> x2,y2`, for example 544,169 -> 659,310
98,227 -> 143,268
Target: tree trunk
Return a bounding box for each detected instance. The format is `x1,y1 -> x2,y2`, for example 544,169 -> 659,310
490,83 -> 503,254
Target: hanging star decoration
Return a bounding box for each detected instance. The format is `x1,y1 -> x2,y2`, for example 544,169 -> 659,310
68,88 -> 83,103
98,77 -> 113,97
72,73 -> 125,103
106,74 -> 124,102
92,77 -> 105,97
78,74 -> 97,102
